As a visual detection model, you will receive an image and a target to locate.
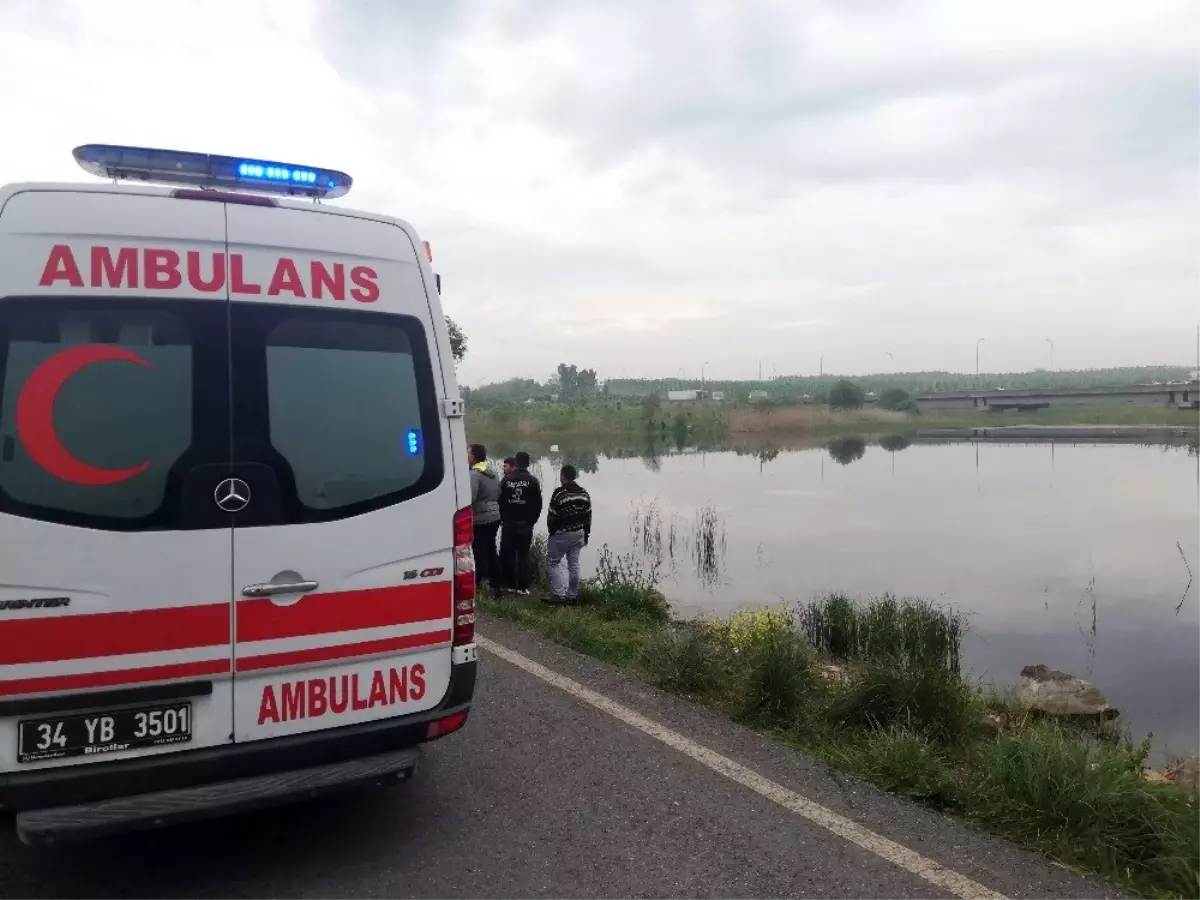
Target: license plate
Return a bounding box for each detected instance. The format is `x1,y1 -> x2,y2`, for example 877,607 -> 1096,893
17,702 -> 192,764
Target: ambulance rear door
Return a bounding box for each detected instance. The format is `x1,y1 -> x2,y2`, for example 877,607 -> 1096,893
223,204 -> 458,741
0,188 -> 235,774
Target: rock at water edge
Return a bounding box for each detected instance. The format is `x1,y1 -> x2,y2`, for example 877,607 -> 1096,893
1017,664 -> 1119,718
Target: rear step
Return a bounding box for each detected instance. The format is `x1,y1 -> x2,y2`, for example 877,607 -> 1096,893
15,747 -> 420,845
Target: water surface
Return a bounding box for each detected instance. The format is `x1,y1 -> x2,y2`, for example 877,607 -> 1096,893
486,435 -> 1199,759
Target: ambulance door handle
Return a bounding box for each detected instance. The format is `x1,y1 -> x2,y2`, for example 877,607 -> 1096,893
241,581 -> 319,598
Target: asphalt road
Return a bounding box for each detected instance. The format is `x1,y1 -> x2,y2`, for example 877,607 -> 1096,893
0,617 -> 1120,899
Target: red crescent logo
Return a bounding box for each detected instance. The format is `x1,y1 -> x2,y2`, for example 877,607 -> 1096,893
16,344 -> 154,486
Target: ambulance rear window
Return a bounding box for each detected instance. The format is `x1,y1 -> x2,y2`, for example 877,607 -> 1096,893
230,303 -> 444,525
0,298 -> 227,530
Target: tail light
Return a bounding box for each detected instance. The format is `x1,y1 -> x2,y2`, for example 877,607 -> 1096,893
453,506 -> 475,644
426,710 -> 468,740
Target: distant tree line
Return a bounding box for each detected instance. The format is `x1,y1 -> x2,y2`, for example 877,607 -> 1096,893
463,364 -> 1193,409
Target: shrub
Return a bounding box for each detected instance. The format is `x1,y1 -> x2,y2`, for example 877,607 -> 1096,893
736,630 -> 820,724
638,626 -> 726,695
705,607 -> 795,652
969,725 -> 1200,898
831,661 -> 975,744
831,728 -> 958,807
577,545 -> 670,623
827,379 -> 866,410
878,387 -> 922,413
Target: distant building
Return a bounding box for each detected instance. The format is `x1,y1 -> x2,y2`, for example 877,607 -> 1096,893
748,390 -> 770,403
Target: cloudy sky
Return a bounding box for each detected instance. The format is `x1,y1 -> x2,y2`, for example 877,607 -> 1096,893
2,0 -> 1196,384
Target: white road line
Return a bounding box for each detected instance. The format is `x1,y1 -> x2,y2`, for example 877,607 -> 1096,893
476,634 -> 1005,900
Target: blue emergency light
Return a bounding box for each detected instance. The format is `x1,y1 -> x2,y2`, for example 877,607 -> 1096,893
73,144 -> 352,200
405,429 -> 423,455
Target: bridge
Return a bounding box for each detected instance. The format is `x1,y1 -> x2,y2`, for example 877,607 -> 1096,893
915,381 -> 1199,414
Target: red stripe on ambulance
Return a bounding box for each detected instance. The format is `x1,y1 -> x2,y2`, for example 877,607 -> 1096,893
236,582 -> 450,643
256,663 -> 427,725
0,603 -> 230,666
235,629 -> 451,673
38,244 -> 379,302
0,659 -> 230,697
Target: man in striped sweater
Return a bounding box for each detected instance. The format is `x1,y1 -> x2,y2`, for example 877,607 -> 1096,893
544,464 -> 593,605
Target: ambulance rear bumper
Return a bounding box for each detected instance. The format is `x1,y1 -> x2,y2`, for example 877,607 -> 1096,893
0,660 -> 476,829
15,745 -> 420,845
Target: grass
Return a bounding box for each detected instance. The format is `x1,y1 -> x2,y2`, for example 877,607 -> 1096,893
797,593 -> 964,674
480,573 -> 1199,897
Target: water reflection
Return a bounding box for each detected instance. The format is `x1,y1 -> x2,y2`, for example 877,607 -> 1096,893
473,433 -> 1199,759
827,435 -> 867,466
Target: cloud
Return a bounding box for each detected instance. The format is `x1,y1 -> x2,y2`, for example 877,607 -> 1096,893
1,0 -> 1196,383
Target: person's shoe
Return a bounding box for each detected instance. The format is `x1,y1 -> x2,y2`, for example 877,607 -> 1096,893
517,589 -> 531,597
542,595 -> 569,605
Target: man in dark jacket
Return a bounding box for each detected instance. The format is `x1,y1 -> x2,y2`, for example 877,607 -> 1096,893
499,451 -> 542,595
544,464 -> 592,605
468,443 -> 501,593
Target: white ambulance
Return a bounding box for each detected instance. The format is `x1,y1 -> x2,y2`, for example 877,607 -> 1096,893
0,145 -> 478,844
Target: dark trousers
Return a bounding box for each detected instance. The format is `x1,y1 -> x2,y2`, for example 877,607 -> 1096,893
472,520 -> 501,592
499,523 -> 535,591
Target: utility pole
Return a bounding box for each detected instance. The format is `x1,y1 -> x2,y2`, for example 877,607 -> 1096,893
976,338 -> 986,381
1045,337 -> 1054,371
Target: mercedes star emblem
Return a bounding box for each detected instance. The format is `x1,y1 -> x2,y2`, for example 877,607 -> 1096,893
214,477 -> 251,513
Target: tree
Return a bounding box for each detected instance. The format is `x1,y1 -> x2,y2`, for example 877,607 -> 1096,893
827,379 -> 866,410
554,363 -> 600,401
878,387 -> 919,413
641,391 -> 662,424
446,316 -> 467,364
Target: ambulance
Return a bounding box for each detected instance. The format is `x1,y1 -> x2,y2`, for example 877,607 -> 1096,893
0,145 -> 478,844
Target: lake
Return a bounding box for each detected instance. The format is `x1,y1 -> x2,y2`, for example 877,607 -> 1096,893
480,434 -> 1199,761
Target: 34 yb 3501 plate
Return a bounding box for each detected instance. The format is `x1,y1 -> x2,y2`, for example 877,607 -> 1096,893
17,702 -> 192,763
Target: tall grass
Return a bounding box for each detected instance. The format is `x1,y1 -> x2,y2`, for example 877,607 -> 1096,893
576,545 -> 670,623
735,629 -> 819,723
828,728 -> 958,807
969,725 -> 1199,899
830,661 -> 976,744
797,594 -> 964,674
637,626 -> 725,695
628,499 -> 725,582
693,503 -> 725,585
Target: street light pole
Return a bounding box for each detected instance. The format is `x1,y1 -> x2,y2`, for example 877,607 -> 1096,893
1045,338 -> 1054,371
976,338 -> 986,380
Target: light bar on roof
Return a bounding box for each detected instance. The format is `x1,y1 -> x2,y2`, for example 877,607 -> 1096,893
73,144 -> 352,199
